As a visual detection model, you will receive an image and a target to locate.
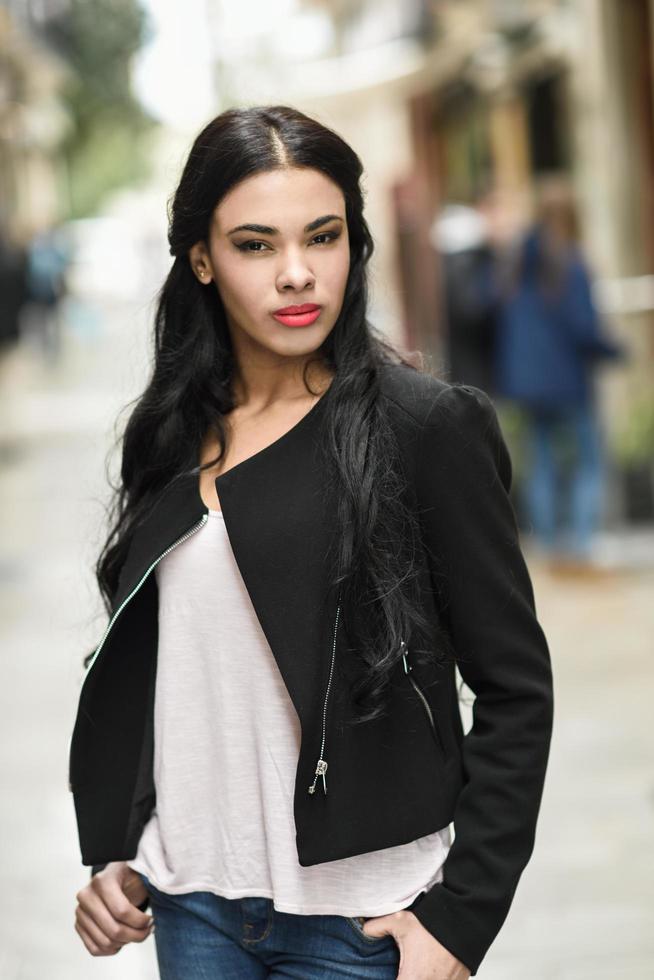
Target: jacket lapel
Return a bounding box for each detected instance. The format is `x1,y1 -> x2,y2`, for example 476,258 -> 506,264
216,403 -> 339,725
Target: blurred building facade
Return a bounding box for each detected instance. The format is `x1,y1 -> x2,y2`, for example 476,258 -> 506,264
0,1 -> 71,347
0,0 -> 71,245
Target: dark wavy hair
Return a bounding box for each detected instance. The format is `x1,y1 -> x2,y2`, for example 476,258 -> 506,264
93,104 -> 449,724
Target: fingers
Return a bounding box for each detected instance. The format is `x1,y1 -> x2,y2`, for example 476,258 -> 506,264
74,898 -> 154,957
82,872 -> 152,930
77,887 -> 153,941
97,875 -> 153,931
74,872 -> 154,957
75,907 -> 124,957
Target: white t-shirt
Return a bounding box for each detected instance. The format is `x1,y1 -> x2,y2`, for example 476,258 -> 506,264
127,508 -> 451,916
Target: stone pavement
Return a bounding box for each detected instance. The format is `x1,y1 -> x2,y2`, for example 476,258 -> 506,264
0,305 -> 652,979
478,554 -> 654,979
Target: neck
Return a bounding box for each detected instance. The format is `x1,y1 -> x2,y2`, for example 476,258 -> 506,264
230,352 -> 333,411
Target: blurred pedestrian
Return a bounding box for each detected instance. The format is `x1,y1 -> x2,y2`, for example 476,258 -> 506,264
431,184 -> 530,395
69,105 -> 553,979
24,223 -> 71,361
0,228 -> 27,349
431,201 -> 497,393
491,177 -> 626,570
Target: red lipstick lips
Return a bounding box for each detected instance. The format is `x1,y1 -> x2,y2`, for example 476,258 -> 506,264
272,303 -> 322,328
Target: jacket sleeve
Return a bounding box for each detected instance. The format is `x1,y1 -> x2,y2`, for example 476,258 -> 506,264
564,258 -> 626,361
407,383 -> 554,975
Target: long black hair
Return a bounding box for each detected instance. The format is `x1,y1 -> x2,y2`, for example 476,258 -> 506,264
94,104 -> 451,723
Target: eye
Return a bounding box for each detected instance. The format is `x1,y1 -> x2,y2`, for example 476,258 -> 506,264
235,230 -> 341,253
311,230 -> 341,245
236,240 -> 270,253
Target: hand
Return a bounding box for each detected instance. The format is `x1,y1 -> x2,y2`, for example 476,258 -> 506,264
362,909 -> 471,979
74,861 -> 154,956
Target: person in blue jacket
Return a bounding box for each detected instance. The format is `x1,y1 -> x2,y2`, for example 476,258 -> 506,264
490,178 -> 625,567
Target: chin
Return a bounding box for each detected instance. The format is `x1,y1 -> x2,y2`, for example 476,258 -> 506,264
262,328 -> 332,357
272,339 -> 327,359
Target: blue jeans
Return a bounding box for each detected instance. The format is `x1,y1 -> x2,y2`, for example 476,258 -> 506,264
138,872 -> 401,979
522,401 -> 605,559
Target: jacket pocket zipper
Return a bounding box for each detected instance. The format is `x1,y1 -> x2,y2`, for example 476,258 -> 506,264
81,514 -> 209,683
400,640 -> 445,753
308,597 -> 341,796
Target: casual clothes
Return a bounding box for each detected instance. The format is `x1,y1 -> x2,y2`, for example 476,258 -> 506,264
127,508 -> 451,916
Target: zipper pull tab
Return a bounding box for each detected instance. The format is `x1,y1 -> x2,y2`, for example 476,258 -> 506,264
308,593 -> 341,799
400,638 -> 410,674
308,759 -> 328,795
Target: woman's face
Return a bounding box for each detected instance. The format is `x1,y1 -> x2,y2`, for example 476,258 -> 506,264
189,167 -> 350,361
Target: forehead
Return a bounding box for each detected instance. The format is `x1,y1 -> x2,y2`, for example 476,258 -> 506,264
212,167 -> 345,230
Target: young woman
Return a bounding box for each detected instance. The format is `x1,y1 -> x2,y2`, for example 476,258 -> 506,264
69,105 -> 554,979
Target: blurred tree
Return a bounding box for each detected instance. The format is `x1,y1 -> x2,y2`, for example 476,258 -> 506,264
44,0 -> 156,218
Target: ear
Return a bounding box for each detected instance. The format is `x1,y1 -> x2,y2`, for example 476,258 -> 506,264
189,241 -> 213,285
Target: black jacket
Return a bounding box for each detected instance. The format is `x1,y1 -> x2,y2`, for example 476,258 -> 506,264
68,362 -> 554,975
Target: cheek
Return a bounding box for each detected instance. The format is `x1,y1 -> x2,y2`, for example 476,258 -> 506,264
321,248 -> 350,297
215,258 -> 266,313
335,242 -> 351,290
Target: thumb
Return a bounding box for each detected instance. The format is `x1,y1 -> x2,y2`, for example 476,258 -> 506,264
361,914 -> 394,940
119,867 -> 150,913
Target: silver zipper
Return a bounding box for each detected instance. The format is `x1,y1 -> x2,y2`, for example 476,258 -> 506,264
401,640 -> 444,751
82,514 -> 209,681
308,599 -> 341,796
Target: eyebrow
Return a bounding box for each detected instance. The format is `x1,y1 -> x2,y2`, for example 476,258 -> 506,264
226,214 -> 344,236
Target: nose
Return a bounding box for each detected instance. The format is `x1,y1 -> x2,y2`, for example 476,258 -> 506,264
276,247 -> 315,292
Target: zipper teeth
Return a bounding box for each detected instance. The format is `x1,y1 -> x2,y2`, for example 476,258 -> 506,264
407,673 -> 445,752
82,514 -> 209,680
320,602 -> 341,756
308,600 -> 341,795
402,644 -> 444,751
408,674 -> 436,732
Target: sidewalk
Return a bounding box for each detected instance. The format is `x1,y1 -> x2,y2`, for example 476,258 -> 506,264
477,555 -> 654,979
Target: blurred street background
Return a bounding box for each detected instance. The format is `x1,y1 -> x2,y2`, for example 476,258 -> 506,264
1,1 -> 653,977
